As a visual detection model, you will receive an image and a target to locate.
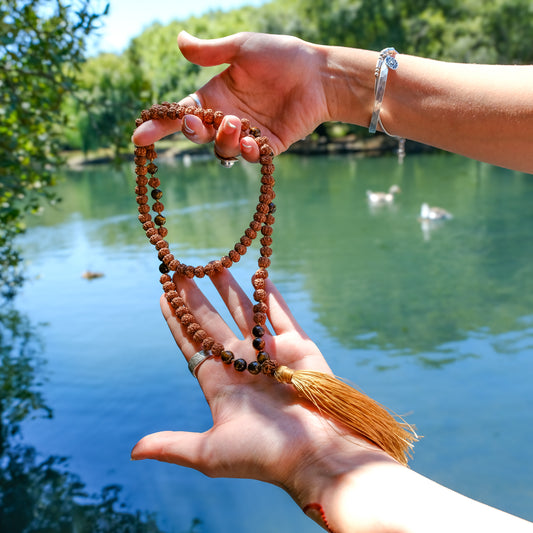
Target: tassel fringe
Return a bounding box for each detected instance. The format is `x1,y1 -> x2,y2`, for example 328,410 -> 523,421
274,366 -> 417,466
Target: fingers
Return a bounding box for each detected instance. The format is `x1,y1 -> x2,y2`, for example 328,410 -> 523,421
177,30 -> 245,68
265,278 -> 308,337
131,430 -> 206,470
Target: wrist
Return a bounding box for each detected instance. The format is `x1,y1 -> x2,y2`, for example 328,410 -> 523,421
315,44 -> 379,127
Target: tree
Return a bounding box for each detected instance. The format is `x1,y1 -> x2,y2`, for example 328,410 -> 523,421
0,0 -> 107,299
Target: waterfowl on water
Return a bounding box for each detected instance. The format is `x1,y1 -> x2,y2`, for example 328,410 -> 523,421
366,184 -> 401,204
81,270 -> 104,280
419,203 -> 453,221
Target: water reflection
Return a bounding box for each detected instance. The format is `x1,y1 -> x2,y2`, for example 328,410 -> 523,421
0,306 -> 167,532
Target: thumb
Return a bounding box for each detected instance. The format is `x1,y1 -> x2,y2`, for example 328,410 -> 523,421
178,30 -> 245,67
131,430 -> 207,470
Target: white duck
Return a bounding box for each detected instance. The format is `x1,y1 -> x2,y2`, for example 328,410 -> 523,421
419,203 -> 453,221
366,184 -> 401,204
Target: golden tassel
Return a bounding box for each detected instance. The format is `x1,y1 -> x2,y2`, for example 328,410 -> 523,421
274,366 -> 417,466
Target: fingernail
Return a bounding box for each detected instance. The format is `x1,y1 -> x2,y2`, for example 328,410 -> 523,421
183,116 -> 195,135
242,140 -> 253,152
223,119 -> 237,134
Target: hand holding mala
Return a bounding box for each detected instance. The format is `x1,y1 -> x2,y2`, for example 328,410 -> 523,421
133,102 -> 417,466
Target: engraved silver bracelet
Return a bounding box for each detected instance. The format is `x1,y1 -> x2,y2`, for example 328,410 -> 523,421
369,47 -> 399,136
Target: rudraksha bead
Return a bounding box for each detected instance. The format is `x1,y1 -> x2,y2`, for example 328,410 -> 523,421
171,297 -> 184,309
234,243 -> 247,255
261,359 -> 278,376
249,220 -> 262,232
202,337 -> 215,352
169,260 -> 180,271
245,228 -> 257,239
211,342 -> 224,356
152,201 -> 164,213
253,312 -> 267,325
194,266 -> 205,278
213,111 -> 224,128
138,204 -> 151,214
136,195 -> 148,205
160,274 -> 172,284
240,235 -> 252,247
180,313 -> 195,326
175,306 -> 189,318
193,329 -> 207,343
258,257 -> 271,268
158,248 -> 170,260
228,250 -> 241,262
187,323 -> 201,336
252,277 -> 265,290
261,226 -> 273,236
155,240 -> 168,250
253,289 -> 267,302
143,220 -> 155,231
253,302 -> 268,314
260,236 -> 273,246
135,166 -> 148,176
166,290 -> 179,302
158,227 -> 168,238
162,254 -> 175,266
183,265 -> 195,278
253,268 -> 269,279
260,246 -> 272,257
136,176 -> 148,186
221,256 -> 232,268
162,281 -> 176,292
138,213 -> 151,224
135,185 -> 148,195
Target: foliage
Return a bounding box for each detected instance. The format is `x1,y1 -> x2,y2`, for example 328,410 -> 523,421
0,0 -> 107,299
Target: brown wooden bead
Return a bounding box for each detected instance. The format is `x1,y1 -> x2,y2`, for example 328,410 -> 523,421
136,195 -> 148,205
135,146 -> 147,156
253,289 -> 267,302
138,213 -> 151,223
160,274 -> 172,284
211,342 -> 224,356
162,281 -> 175,293
265,214 -> 275,225
152,201 -> 164,213
136,176 -> 148,186
149,234 -> 162,245
253,312 -> 267,325
256,203 -> 269,214
135,165 -> 148,176
260,236 -> 273,246
253,268 -> 269,279
183,265 -> 195,278
163,254 -> 175,266
187,323 -> 201,336
169,259 -> 180,271
240,235 -> 252,247
202,337 -> 215,351
155,240 -> 168,250
213,111 -> 224,128
261,225 -> 273,236
260,246 -> 272,257
135,185 -> 148,195
166,290 -> 179,301
148,177 -> 160,188
259,143 -> 273,155
259,154 -> 273,165
142,220 -> 155,231
258,257 -> 271,268
180,313 -> 195,325
203,109 -> 214,124
194,266 -> 205,278
262,359 -> 278,375
240,117 -> 250,131
175,306 -> 189,318
252,277 -> 265,289
204,263 -> 214,276
261,164 -> 275,175
145,227 -> 158,238
157,247 -> 171,260
261,175 -> 275,186
193,329 -> 208,343
221,256 -> 232,268
211,260 -> 223,273
228,249 -> 241,262
138,204 -> 150,214
158,226 -> 168,238
253,302 -> 268,314
234,243 -> 247,256
171,297 -> 184,309
245,228 -> 257,239
259,193 -> 274,204
250,220 -> 262,232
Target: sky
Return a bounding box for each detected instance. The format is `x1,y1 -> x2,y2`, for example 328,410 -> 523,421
89,0 -> 268,55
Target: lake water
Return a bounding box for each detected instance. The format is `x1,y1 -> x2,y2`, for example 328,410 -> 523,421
12,149 -> 533,531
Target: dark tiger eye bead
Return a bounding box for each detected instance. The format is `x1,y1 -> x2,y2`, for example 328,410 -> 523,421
233,358 -> 247,372
220,350 -> 234,364
154,214 -> 166,226
252,337 -> 265,350
252,325 -> 265,337
159,263 -> 170,274
247,361 -> 262,375
256,351 -> 270,364
151,189 -> 163,200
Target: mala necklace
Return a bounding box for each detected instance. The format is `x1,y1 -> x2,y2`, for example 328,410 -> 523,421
133,102 -> 417,466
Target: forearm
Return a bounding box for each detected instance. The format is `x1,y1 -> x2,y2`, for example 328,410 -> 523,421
291,451 -> 533,533
316,43 -> 533,173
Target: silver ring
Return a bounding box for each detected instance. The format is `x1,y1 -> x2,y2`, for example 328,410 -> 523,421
188,93 -> 202,108
214,148 -> 238,169
188,350 -> 212,378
